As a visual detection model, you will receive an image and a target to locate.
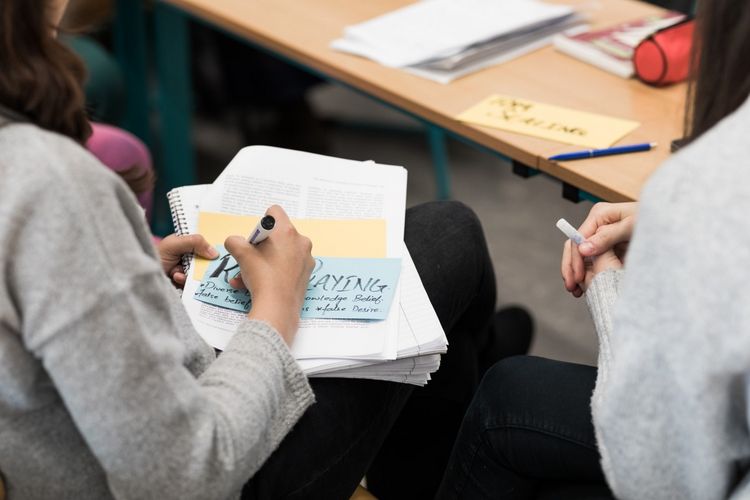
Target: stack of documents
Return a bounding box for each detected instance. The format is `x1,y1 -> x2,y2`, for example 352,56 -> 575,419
168,146 -> 448,386
331,0 -> 584,84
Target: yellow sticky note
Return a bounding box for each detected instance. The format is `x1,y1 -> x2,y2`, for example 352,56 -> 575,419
193,212 -> 387,280
457,94 -> 640,149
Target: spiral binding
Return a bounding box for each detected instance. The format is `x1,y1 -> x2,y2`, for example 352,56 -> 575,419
166,188 -> 192,273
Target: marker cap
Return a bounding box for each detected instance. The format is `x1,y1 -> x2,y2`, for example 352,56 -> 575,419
260,215 -> 276,230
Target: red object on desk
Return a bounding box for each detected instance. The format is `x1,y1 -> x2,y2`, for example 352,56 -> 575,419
634,19 -> 695,86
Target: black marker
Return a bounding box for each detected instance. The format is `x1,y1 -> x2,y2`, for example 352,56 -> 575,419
248,215 -> 275,245
232,215 -> 276,282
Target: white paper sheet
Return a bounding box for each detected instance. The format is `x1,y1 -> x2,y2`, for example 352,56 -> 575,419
335,0 -> 573,68
298,244 -> 447,375
181,146 -> 407,360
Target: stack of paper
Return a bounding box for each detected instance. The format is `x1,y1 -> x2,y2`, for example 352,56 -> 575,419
331,0 -> 584,84
169,146 -> 447,386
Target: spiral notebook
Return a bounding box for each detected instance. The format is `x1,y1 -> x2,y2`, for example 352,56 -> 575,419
166,147 -> 447,385
167,184 -> 210,275
167,184 -> 446,385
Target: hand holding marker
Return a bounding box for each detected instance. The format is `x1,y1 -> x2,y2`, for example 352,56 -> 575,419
556,217 -> 596,261
556,218 -> 586,246
231,215 -> 276,282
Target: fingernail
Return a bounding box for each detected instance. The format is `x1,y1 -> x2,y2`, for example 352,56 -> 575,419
579,242 -> 593,254
232,271 -> 241,280
207,247 -> 219,259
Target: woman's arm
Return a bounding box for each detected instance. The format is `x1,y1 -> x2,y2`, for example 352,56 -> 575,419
590,167 -> 750,499
558,202 -> 633,366
10,149 -> 314,499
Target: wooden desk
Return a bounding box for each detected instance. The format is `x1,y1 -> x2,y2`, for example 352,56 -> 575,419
127,0 -> 685,229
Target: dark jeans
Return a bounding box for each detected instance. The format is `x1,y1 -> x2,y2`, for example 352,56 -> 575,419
436,356 -> 613,500
241,201 -> 497,500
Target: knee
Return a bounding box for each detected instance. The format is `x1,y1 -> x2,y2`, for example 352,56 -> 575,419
481,356 -> 532,390
430,200 -> 476,218
407,200 -> 485,248
443,201 -> 486,256
454,357 -> 540,466
422,200 -> 481,230
476,356 -> 538,411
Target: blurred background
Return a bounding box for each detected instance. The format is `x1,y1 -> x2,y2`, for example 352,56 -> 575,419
65,0 -> 694,365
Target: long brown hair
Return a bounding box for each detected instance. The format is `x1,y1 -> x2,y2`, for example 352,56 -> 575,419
0,0 -> 92,143
686,0 -> 750,142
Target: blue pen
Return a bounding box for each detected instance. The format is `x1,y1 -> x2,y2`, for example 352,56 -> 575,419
548,142 -> 657,161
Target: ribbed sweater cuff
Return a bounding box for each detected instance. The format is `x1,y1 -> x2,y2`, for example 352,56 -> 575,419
585,269 -> 625,366
229,319 -> 315,436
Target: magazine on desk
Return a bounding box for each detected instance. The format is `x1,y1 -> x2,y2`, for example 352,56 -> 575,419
167,146 -> 447,385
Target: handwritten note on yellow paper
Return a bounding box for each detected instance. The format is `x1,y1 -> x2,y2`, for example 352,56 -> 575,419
193,212 -> 387,280
456,95 -> 640,149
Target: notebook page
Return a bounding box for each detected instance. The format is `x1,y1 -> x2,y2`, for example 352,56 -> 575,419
168,184 -> 209,235
167,184 -> 210,273
297,245 -> 446,373
182,147 -> 406,360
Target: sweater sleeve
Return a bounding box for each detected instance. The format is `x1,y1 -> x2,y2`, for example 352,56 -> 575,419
589,153 -> 750,499
585,268 -> 625,370
8,136 -> 314,499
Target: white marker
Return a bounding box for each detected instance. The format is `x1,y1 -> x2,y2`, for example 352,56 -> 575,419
248,215 -> 276,245
556,218 -> 586,245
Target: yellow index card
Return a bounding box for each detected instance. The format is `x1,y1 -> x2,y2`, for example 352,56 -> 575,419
456,94 -> 640,149
193,212 -> 387,280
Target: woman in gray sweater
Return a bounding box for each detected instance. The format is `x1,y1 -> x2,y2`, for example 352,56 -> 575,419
0,0 -> 503,498
437,1 -> 750,498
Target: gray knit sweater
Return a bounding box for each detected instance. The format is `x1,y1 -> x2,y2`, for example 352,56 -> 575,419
0,116 -> 314,499
586,97 -> 750,499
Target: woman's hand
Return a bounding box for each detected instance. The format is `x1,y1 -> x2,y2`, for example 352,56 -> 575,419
561,202 -> 637,297
225,205 -> 315,345
158,234 -> 219,287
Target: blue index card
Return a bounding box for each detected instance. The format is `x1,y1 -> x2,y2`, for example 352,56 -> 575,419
193,246 -> 402,321
193,246 -> 251,312
304,257 -> 401,320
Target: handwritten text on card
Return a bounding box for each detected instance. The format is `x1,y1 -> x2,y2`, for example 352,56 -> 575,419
456,94 -> 640,149
194,246 -> 401,321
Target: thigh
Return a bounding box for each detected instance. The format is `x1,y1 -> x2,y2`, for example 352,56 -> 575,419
404,201 -> 496,404
368,201 -> 497,499
437,356 -> 610,500
404,200 -> 496,338
242,378 -> 412,500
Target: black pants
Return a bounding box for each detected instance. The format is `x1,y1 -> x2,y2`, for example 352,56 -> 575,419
242,201 -> 497,500
436,356 -> 613,500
